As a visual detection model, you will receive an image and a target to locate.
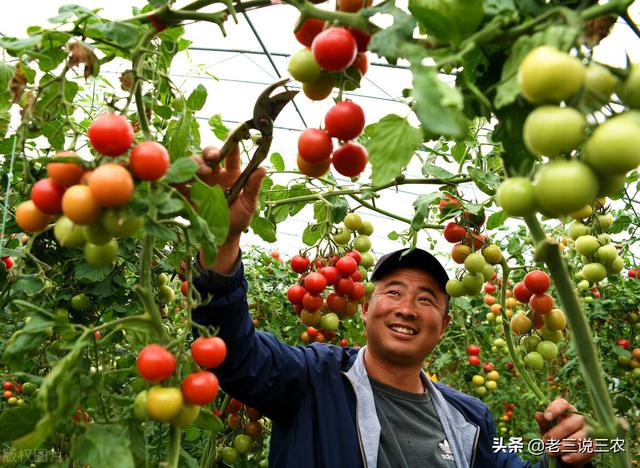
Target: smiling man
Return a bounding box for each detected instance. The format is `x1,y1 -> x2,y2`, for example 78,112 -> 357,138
192,145 -> 595,468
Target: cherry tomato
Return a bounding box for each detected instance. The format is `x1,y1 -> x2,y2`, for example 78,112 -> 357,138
88,113 -> 134,156
319,266 -> 338,285
443,222 -> 466,243
513,281 -> 532,304
191,336 -> 227,369
312,27 -> 358,72
137,344 -> 176,382
334,277 -> 354,296
336,256 -> 358,277
523,270 -> 550,294
15,200 -> 52,232
326,292 -> 347,312
338,0 -> 371,12
2,256 -> 14,269
287,284 -> 307,304
294,17 -> 325,47
182,371 -> 219,405
297,153 -> 331,178
298,128 -> 333,163
331,143 -> 368,177
31,178 -> 65,215
304,272 -> 327,294
62,185 -> 102,225
129,141 -> 170,181
291,255 -> 310,274
529,293 -> 554,315
348,28 -> 371,52
353,53 -> 369,76
303,293 -> 324,311
324,101 -> 365,141
47,151 -> 85,187
89,163 -> 134,207
467,345 -> 480,356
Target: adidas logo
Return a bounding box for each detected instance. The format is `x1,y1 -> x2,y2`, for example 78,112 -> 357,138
439,438 -> 455,461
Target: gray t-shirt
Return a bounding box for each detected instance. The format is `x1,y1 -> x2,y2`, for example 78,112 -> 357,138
369,376 -> 457,468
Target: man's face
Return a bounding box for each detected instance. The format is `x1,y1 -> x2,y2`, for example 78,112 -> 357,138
362,267 -> 450,368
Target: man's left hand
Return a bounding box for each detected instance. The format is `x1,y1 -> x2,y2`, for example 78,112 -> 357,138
535,398 -> 594,467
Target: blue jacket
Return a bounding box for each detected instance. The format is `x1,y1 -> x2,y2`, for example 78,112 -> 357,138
193,261 -> 568,468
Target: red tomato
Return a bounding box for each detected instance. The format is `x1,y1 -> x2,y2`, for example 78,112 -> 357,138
298,128 -> 333,163
294,17 -> 325,47
351,270 -> 362,282
319,266 -> 338,285
332,143 -> 368,178
88,113 -> 134,156
484,282 -> 496,294
338,0 -> 372,12
353,53 -> 369,76
438,195 -> 461,213
326,292 -> 347,312
348,28 -> 371,52
482,362 -> 495,373
136,344 -> 176,382
348,282 -> 366,301
312,28 -> 358,72
270,251 -> 280,259
3,381 -> 13,391
191,336 -> 227,369
324,101 -> 365,141
226,398 -> 243,414
616,338 -> 630,349
129,141 -> 170,181
2,257 -> 14,269
472,233 -> 486,250
291,255 -> 311,273
303,293 -> 324,311
47,151 -> 85,187
94,330 -> 101,340
181,280 -> 189,296
182,371 -> 219,405
307,326 -> 319,338
468,355 -> 481,366
529,293 -> 554,315
340,338 -> 349,347
628,269 -> 638,278
513,281 -> 532,304
335,277 -> 354,296
31,178 -> 65,215
346,250 -> 362,265
304,272 -> 327,294
443,222 -> 466,243
467,344 -> 480,356
287,284 -> 307,304
336,256 -> 358,277
524,270 -> 550,294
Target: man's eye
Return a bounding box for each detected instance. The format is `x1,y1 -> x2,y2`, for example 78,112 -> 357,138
386,290 -> 399,296
419,297 -> 434,304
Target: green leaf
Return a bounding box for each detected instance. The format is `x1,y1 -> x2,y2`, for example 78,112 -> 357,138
164,158 -> 198,184
468,167 -> 500,195
388,231 -> 400,240
486,211 -> 508,229
71,424 -> 135,468
0,35 -> 43,51
86,22 -> 141,49
251,216 -> 277,243
409,0 -> 484,45
190,181 -> 229,244
0,62 -> 15,109
330,197 -> 350,224
412,66 -> 469,140
493,101 -> 536,176
367,3 -> 425,65
186,84 -> 207,111
144,219 -> 178,242
270,152 -> 285,171
75,262 -> 111,283
0,407 -> 41,442
412,193 -> 440,230
494,25 -> 580,109
287,185 -> 313,216
4,312 -> 55,366
157,197 -> 184,214
165,111 -> 193,162
313,201 -> 327,223
611,215 -> 631,234
302,223 -> 324,246
422,163 -> 455,180
13,276 -> 45,295
41,118 -> 66,150
208,114 -> 228,140
365,115 -> 422,186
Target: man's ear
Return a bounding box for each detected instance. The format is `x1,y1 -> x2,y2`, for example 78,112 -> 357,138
361,300 -> 369,325
439,313 -> 452,340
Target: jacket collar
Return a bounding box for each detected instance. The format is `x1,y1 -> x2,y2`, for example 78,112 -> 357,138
344,346 -> 478,468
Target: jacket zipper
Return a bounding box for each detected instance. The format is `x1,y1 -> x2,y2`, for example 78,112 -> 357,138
469,422 -> 480,467
343,372 -> 367,468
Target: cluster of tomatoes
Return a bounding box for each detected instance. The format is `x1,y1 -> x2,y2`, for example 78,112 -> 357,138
466,345 -> 501,396
296,100 -> 368,179
290,7 -> 370,102
14,113 -> 171,268
497,402 -> 516,435
217,398 -> 265,465
134,336 -> 226,427
497,47 -> 640,220
507,271 -> 567,371
2,379 -> 37,407
287,214 -> 375,343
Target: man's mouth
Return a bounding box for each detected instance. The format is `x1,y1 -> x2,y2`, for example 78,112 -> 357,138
388,325 -> 417,336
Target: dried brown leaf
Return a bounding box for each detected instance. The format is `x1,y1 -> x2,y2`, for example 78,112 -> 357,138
66,41 -> 98,80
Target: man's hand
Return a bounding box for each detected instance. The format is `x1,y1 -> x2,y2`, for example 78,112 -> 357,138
535,398 -> 594,466
193,145 -> 266,273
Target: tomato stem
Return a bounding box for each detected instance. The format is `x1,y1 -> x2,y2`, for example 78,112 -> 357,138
167,426 -> 182,468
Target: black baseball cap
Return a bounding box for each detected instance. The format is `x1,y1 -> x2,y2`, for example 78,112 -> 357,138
370,248 -> 449,294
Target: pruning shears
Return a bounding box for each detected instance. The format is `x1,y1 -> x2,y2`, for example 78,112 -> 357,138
211,78 -> 298,202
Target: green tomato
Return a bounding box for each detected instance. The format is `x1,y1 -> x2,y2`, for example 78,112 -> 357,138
54,216 -> 86,248
517,46 -> 585,104
496,177 -> 537,217
357,220 -> 374,236
523,106 -> 586,158
234,434 -> 254,454
171,403 -> 201,428
157,273 -> 169,286
343,213 -> 363,231
584,62 -> 617,100
597,173 -> 627,198
134,391 -> 148,421
575,235 -> 600,256
577,279 -> 590,290
158,285 -> 176,304
536,340 -> 559,361
102,209 -> 142,238
582,262 -> 607,283
594,213 -> 613,232
21,382 -> 37,395
607,256 -> 624,274
523,351 -> 545,370
71,293 -> 90,311
462,272 -> 483,295
222,447 -> 239,465
445,279 -> 465,297
541,328 -> 564,343
481,245 -> 502,265
353,235 -> 371,253
521,334 -> 541,351
82,221 -> 114,246
464,252 -> 485,274
620,62 -> 640,108
288,48 -> 321,83
583,114 -> 640,176
360,251 -> 375,269
533,160 -> 598,216
333,227 -> 351,245
568,221 -> 590,240
302,73 -> 335,101
596,244 -> 617,265
481,264 -> 496,282
544,308 -> 567,331
84,239 -> 118,267
318,312 -> 340,332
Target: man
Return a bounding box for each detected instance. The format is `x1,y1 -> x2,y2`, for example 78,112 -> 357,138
191,146 -> 594,467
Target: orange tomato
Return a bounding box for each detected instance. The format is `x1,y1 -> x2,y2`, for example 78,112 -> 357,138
15,201 -> 52,232
46,151 -> 85,187
89,163 -> 134,207
297,154 -> 331,178
62,185 -> 102,225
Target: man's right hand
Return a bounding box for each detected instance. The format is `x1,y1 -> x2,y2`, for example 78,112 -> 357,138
193,145 -> 266,274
